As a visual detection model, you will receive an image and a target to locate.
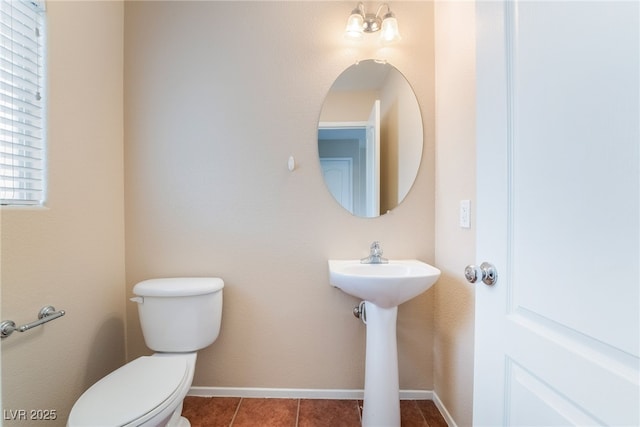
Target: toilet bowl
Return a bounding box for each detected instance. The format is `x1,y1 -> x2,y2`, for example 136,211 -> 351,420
68,353 -> 196,427
68,278 -> 223,427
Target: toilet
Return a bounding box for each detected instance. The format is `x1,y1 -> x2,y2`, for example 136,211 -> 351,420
68,277 -> 224,427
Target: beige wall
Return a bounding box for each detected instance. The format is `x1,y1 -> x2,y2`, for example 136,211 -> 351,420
320,91 -> 377,122
1,2 -> 126,426
379,69 -> 423,205
124,1 -> 436,391
434,1 -> 476,426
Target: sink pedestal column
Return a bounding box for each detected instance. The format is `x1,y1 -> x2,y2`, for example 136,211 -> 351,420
362,302 -> 400,427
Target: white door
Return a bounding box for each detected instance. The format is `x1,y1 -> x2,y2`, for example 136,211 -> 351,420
365,100 -> 380,217
473,2 -> 639,426
320,158 -> 353,214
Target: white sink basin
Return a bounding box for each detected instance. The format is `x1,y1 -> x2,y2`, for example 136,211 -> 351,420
329,259 -> 441,308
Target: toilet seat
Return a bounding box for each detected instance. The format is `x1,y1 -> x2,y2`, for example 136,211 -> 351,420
68,354 -> 194,426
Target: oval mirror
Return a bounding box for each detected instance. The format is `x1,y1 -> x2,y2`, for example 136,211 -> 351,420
318,60 -> 423,218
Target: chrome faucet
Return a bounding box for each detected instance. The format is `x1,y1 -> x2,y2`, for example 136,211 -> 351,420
360,241 -> 389,264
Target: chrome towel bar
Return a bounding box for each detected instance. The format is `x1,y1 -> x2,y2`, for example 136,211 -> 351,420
1,306 -> 66,339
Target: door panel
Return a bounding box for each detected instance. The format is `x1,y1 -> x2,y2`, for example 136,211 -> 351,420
320,158 -> 353,213
511,0 -> 639,355
507,362 -> 601,426
474,1 -> 639,426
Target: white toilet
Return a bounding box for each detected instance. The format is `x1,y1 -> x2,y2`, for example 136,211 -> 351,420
68,277 -> 224,427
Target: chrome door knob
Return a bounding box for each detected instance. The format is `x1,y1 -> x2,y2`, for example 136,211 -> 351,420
465,262 -> 498,286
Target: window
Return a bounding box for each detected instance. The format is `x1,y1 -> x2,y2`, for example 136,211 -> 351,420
0,0 -> 45,206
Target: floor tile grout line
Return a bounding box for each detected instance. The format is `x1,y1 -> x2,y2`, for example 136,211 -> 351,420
421,406 -> 432,427
415,400 -> 429,426
228,397 -> 242,427
294,398 -> 300,427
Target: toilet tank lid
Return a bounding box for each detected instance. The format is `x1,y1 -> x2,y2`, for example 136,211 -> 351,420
133,277 -> 224,297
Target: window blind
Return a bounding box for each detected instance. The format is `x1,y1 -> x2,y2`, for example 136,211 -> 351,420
0,0 -> 45,205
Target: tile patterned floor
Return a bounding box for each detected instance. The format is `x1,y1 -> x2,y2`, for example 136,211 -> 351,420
182,396 -> 448,427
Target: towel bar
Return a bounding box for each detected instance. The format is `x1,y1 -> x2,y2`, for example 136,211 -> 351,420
1,306 -> 66,339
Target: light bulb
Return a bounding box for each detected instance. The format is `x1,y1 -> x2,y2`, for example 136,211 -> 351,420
344,11 -> 364,40
379,13 -> 401,43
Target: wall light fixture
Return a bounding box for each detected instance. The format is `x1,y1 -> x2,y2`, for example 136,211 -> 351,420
344,2 -> 401,43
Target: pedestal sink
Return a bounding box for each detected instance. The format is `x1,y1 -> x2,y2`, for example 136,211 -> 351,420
328,259 -> 441,427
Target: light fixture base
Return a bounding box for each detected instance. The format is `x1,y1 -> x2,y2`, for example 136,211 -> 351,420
362,13 -> 382,33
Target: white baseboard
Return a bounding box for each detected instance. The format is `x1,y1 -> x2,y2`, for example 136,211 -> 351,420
188,387 -> 457,426
189,386 -> 432,401
431,392 -> 458,427
189,386 -> 362,399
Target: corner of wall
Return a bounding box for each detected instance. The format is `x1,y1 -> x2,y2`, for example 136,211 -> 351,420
433,1 -> 477,426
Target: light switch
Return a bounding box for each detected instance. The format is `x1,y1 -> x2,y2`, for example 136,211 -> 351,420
460,200 -> 471,228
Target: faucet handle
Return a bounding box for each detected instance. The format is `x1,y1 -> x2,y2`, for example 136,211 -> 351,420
370,241 -> 382,255
361,241 -> 388,264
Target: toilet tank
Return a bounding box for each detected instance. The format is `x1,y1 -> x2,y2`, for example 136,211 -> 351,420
132,278 -> 224,352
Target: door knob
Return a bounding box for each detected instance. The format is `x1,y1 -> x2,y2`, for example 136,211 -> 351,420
464,262 -> 498,286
